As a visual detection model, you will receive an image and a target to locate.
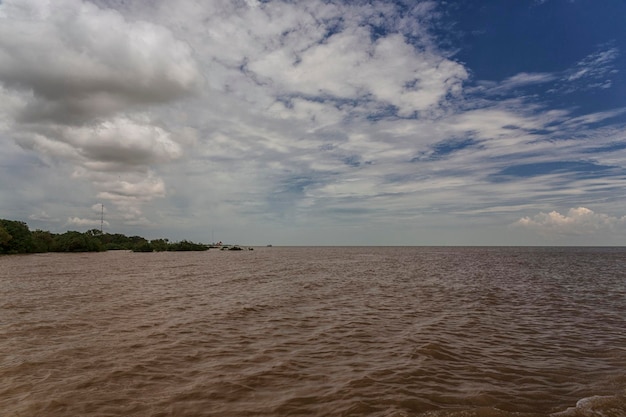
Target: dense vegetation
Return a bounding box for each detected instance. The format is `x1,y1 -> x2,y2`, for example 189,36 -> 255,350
0,219 -> 210,254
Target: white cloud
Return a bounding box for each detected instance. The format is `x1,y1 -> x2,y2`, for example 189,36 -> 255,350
168,0 -> 467,118
1,0 -> 625,244
475,45 -> 620,97
250,28 -> 467,117
16,117 -> 183,168
29,211 -> 59,222
556,46 -> 620,93
486,72 -> 558,94
514,207 -> 626,236
66,216 -> 109,228
566,47 -> 619,82
65,117 -> 183,167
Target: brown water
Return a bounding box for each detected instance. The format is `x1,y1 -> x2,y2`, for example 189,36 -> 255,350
1,247 -> 625,417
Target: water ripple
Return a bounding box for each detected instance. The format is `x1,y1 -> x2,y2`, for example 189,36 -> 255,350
1,247 -> 625,416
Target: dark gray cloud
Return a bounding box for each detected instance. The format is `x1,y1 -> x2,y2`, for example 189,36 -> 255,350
0,0 -> 200,124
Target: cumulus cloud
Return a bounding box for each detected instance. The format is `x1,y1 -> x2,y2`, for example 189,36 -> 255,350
251,29 -> 467,117
63,117 -> 182,167
1,0 -> 625,244
514,207 -> 626,236
185,0 -> 467,118
0,0 -> 200,225
0,0 -> 200,123
17,117 -> 182,167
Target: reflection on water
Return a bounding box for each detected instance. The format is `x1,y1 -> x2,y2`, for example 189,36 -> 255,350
1,247 -> 625,416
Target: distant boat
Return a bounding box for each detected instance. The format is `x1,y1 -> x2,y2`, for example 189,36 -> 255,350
267,244 -> 272,247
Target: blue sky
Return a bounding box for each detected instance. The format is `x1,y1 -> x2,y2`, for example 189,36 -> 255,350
1,0 -> 625,245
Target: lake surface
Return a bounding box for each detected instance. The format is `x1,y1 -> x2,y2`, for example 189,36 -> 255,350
1,247 -> 625,417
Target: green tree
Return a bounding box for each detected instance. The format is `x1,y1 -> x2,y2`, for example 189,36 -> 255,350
99,233 -> 127,250
31,230 -> 54,253
0,218 -> 212,254
52,231 -> 104,252
167,240 -> 209,251
132,241 -> 154,252
0,223 -> 12,248
0,219 -> 33,254
150,238 -> 169,252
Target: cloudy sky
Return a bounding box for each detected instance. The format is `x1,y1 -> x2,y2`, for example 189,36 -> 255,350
1,0 -> 625,245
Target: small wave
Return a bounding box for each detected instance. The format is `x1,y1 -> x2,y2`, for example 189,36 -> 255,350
3,247 -> 626,417
551,394 -> 626,417
416,407 -> 538,417
411,342 -> 463,362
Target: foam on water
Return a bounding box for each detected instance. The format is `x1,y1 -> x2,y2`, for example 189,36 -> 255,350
551,394 -> 626,417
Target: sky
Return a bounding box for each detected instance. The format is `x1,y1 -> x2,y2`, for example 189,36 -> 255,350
1,0 -> 626,246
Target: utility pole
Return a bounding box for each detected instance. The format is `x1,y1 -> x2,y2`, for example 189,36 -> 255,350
100,204 -> 104,234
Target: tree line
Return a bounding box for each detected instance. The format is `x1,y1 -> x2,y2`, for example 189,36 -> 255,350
0,219 -> 210,254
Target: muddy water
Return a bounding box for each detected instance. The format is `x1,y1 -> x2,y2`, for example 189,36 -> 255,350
1,247 -> 625,416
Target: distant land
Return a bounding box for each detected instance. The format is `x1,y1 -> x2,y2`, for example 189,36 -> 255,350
0,218 -> 214,254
